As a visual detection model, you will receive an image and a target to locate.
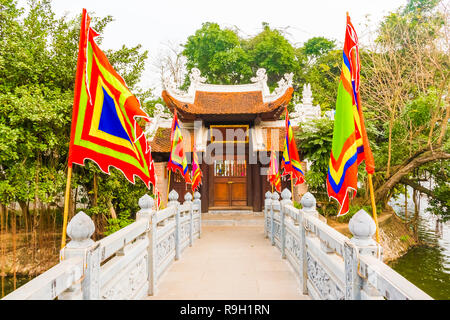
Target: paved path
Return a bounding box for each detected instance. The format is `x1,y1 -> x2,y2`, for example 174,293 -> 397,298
146,225 -> 309,300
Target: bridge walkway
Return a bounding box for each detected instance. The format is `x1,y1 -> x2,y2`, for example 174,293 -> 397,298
146,223 -> 310,300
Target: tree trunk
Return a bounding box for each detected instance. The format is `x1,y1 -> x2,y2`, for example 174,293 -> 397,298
412,189 -> 420,241
386,115 -> 393,178
374,150 -> 450,205
404,184 -> 408,221
93,173 -> 98,207
11,207 -> 16,290
1,204 -> 5,298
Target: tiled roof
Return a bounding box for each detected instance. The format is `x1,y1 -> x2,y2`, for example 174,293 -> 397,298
162,87 -> 293,117
149,127 -> 194,153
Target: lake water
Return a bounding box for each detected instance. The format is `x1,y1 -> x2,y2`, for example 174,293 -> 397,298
389,188 -> 450,300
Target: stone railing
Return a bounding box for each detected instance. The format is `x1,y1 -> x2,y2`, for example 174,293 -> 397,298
264,189 -> 433,300
2,190 -> 201,300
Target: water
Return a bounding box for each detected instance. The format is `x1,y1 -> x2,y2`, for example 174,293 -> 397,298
389,188 -> 450,300
1,275 -> 33,298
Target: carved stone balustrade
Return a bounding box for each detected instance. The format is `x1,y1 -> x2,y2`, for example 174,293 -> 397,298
265,190 -> 433,300
2,190 -> 202,300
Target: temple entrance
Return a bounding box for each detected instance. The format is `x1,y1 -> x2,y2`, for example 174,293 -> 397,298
212,159 -> 247,208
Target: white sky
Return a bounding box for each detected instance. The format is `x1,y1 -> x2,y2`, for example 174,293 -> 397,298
45,0 -> 407,95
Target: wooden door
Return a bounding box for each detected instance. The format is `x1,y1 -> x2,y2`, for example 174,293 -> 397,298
212,159 -> 247,207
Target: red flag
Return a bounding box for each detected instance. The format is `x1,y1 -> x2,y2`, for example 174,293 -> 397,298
167,110 -> 191,183
191,144 -> 202,192
281,108 -> 305,185
268,147 -> 281,192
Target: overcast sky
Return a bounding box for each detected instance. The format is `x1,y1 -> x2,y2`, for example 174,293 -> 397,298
46,0 -> 407,95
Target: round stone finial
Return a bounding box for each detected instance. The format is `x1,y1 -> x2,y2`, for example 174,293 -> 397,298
301,192 -> 316,212
194,191 -> 201,200
265,191 -> 272,199
138,194 -> 154,210
168,189 -> 179,201
66,211 -> 95,249
271,192 -> 280,201
349,210 -> 376,246
281,188 -> 292,201
184,192 -> 193,202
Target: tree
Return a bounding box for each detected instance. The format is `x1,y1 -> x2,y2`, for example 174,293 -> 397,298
360,0 -> 449,209
182,22 -> 301,89
0,0 -> 155,244
182,22 -> 252,85
243,23 -> 300,88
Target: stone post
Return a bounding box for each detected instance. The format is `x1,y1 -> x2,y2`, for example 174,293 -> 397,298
184,193 -> 194,247
298,192 -> 317,295
168,190 -> 180,260
300,192 -> 318,218
280,188 -> 293,259
193,191 -> 201,238
136,194 -> 156,296
345,209 -> 381,300
59,211 -> 99,300
271,192 -> 280,246
264,191 -> 272,238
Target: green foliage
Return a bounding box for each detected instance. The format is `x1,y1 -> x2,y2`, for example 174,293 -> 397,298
243,23 -> 299,88
425,160 -> 450,221
0,0 -> 155,236
104,211 -> 134,236
336,204 -> 381,223
182,22 -> 299,89
293,201 -> 302,210
400,235 -> 410,242
295,118 -> 334,199
300,37 -> 336,65
182,22 -> 252,85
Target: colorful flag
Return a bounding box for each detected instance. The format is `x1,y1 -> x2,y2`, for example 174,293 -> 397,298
156,188 -> 161,210
68,9 -> 155,188
281,108 -> 305,185
327,14 -> 374,216
167,110 -> 191,183
191,144 -> 202,192
268,147 -> 281,192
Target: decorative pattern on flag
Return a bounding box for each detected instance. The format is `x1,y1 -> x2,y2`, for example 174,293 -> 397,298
191,145 -> 202,192
68,9 -> 155,189
268,147 -> 281,192
156,188 -> 161,210
168,110 -> 191,183
281,108 -> 305,185
326,14 -> 374,216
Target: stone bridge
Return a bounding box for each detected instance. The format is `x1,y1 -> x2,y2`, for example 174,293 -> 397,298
2,189 -> 432,300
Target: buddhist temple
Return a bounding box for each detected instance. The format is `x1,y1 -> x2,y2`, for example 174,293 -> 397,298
147,68 -> 324,212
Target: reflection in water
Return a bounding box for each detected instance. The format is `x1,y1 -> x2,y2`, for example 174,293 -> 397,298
389,188 -> 450,300
2,275 -> 33,298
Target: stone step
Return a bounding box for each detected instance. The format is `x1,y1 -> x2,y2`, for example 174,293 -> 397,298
202,211 -> 264,226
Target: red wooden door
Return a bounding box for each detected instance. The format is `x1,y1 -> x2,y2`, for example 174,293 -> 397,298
213,159 -> 247,207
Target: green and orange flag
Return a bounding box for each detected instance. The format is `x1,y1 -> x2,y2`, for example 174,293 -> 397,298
327,14 -> 375,216
68,9 -> 156,188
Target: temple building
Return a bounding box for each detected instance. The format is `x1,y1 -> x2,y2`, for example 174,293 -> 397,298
147,68 -> 324,212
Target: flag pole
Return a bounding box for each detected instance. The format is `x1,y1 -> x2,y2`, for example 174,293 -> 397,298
61,165 -> 73,250
368,173 -> 380,243
166,169 -> 171,206
290,172 -> 294,199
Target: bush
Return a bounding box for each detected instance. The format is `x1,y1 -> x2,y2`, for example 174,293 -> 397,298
336,204 -> 381,223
